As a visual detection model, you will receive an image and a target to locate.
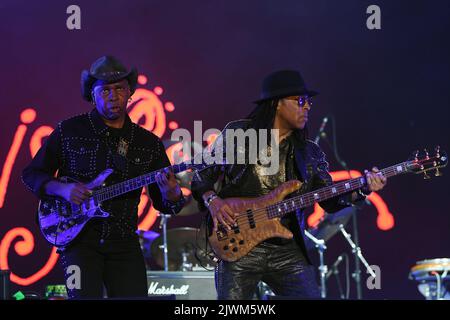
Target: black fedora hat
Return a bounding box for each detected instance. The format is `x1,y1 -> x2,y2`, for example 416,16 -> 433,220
254,69 -> 318,104
81,55 -> 138,102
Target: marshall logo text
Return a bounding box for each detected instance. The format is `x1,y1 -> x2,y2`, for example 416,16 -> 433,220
148,282 -> 189,295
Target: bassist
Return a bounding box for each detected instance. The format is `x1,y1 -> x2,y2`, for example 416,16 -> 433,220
191,70 -> 387,299
22,56 -> 185,299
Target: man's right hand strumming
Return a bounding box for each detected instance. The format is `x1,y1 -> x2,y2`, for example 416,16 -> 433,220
203,191 -> 236,232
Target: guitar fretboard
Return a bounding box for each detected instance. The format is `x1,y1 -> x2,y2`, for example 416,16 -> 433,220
93,162 -> 203,202
267,161 -> 412,218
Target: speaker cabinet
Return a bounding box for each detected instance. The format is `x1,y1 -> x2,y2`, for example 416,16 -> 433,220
147,271 -> 216,300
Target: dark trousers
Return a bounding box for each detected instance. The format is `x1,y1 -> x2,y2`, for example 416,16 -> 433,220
215,240 -> 320,300
59,228 -> 148,299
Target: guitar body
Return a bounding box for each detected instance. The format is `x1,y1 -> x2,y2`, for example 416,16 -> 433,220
38,197 -> 109,247
208,180 -> 302,262
37,161 -> 210,247
37,169 -> 114,247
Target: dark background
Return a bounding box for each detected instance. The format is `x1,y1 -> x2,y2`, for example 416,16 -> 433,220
1,0 -> 449,299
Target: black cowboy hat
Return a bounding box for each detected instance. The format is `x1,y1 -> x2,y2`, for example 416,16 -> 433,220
254,69 -> 318,104
81,55 -> 138,102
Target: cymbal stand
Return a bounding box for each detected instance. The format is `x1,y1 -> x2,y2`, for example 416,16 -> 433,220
305,230 -> 328,298
181,251 -> 193,271
326,254 -> 346,299
338,224 -> 376,285
158,213 -> 171,271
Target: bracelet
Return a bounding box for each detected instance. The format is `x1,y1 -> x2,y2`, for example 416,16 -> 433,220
204,193 -> 218,208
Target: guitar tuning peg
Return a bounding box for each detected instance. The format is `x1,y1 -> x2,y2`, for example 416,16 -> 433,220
423,171 -> 431,180
435,146 -> 441,157
435,167 -> 443,177
414,150 -> 419,161
424,148 -> 429,160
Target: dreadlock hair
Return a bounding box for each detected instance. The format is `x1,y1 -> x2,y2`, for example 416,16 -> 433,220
245,98 -> 308,149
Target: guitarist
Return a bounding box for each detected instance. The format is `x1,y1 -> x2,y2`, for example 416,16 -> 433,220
22,56 -> 185,299
191,70 -> 387,299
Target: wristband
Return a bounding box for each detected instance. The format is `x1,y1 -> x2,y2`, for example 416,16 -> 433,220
204,193 -> 218,208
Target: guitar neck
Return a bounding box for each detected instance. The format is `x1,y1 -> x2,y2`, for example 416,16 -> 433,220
267,161 -> 412,219
93,162 -> 197,202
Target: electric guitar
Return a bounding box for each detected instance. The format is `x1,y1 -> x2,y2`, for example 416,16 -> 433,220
207,147 -> 447,262
38,161 -> 210,247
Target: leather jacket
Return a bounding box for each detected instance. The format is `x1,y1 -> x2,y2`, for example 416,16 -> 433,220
191,119 -> 364,263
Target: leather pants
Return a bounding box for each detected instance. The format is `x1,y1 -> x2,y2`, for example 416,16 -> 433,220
215,239 -> 320,300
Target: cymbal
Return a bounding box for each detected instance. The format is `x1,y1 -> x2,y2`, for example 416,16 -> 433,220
305,206 -> 356,251
150,227 -> 215,270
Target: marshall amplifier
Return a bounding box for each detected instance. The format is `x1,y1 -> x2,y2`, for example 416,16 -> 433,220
147,271 -> 216,300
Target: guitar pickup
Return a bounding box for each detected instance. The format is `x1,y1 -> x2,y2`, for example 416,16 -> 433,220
216,225 -> 228,241
246,209 -> 256,229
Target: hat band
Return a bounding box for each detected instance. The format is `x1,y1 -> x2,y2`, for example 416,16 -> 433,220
260,86 -> 309,99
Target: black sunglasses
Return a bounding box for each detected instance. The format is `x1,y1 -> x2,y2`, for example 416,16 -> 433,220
285,96 -> 313,107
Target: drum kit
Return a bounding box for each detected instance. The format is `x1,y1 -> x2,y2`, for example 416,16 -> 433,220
140,226 -> 214,271
303,205 -> 378,299
138,216 -> 217,271
137,166 -> 217,272
409,258 -> 450,300
137,219 -> 217,272
305,207 -> 450,300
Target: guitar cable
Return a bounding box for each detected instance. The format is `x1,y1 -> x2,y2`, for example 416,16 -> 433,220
193,214 -> 217,271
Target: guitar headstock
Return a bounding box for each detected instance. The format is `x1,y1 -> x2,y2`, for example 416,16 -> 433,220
406,146 -> 447,179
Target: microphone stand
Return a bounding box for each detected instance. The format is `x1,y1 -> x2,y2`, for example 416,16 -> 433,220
304,230 -> 328,298
159,213 -> 171,271
333,269 -> 345,299
326,255 -> 345,299
351,205 -> 363,299
339,224 -> 376,279
317,114 -> 366,299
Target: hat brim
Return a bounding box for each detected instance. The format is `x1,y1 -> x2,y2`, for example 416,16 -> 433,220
81,67 -> 138,102
253,89 -> 318,104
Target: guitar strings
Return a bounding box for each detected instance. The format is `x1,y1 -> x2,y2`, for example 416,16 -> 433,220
94,150 -> 217,201
228,179 -> 363,232
226,164 -> 406,233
